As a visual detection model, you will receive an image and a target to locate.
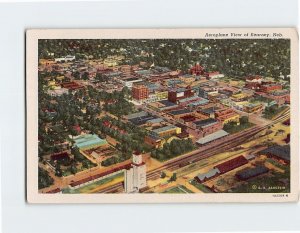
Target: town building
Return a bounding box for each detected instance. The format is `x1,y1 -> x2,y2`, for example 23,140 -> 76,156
152,125 -> 181,138
236,165 -> 269,181
125,152 -> 147,193
73,134 -> 108,150
196,130 -> 229,145
259,145 -> 290,164
54,55 -> 75,63
47,88 -> 69,97
199,107 -> 219,118
179,74 -> 196,84
191,118 -> 223,136
245,75 -> 263,84
147,100 -> 178,112
243,102 -> 264,113
132,84 -> 150,100
231,93 -> 250,102
195,168 -> 220,183
168,88 -> 195,103
61,81 -> 84,90
168,108 -> 192,119
144,134 -> 165,148
214,155 -> 248,174
208,71 -> 224,79
268,90 -> 290,105
120,77 -> 143,88
215,107 -> 240,125
198,86 -> 218,99
260,84 -> 282,93
190,63 -> 205,76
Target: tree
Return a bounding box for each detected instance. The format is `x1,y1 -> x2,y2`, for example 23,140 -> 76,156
240,116 -> 249,124
70,164 -> 77,174
160,171 -> 166,179
169,173 -> 177,182
55,163 -> 62,177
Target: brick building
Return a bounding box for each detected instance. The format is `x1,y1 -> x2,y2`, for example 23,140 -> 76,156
260,84 -> 282,93
132,84 -> 150,100
215,107 -> 240,125
168,88 -> 195,103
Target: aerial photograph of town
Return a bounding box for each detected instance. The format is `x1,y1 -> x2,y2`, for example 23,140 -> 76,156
37,39 -> 291,195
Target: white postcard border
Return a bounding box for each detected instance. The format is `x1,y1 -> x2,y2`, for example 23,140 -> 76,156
26,28 -> 299,203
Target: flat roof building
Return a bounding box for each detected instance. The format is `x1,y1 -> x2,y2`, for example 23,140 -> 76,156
196,130 -> 229,145
132,84 -> 150,100
73,134 -> 108,150
152,125 -> 181,138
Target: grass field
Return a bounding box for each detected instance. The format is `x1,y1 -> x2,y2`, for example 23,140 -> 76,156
163,185 -> 193,194
190,180 -> 213,193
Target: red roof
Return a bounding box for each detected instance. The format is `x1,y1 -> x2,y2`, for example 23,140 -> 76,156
46,188 -> 61,194
103,121 -> 110,127
180,115 -> 196,122
73,125 -> 81,133
214,156 -> 248,174
70,162 -> 131,187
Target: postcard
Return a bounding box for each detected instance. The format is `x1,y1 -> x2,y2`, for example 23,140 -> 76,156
26,28 -> 298,203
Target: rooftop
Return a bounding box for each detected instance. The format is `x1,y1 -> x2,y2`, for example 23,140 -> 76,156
214,155 -> 248,174
168,109 -> 191,116
152,125 -> 178,134
236,165 -> 269,180
193,118 -> 218,128
200,107 -> 219,114
73,134 -> 107,149
260,145 -> 290,161
125,111 -> 148,120
196,130 -> 229,145
196,168 -> 220,182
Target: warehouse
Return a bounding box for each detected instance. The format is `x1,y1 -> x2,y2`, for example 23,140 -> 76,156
195,168 -> 220,183
196,130 -> 229,145
259,145 -> 290,164
214,155 -> 248,174
236,165 -> 269,181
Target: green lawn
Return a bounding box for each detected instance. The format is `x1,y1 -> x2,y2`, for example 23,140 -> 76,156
190,180 -> 213,193
163,185 -> 193,194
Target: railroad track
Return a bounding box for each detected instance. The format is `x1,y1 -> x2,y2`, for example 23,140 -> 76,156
97,111 -> 289,193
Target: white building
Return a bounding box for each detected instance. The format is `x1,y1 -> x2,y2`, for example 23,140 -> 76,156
47,88 -> 69,96
120,78 -> 143,88
54,55 -> 75,63
125,152 -> 147,193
